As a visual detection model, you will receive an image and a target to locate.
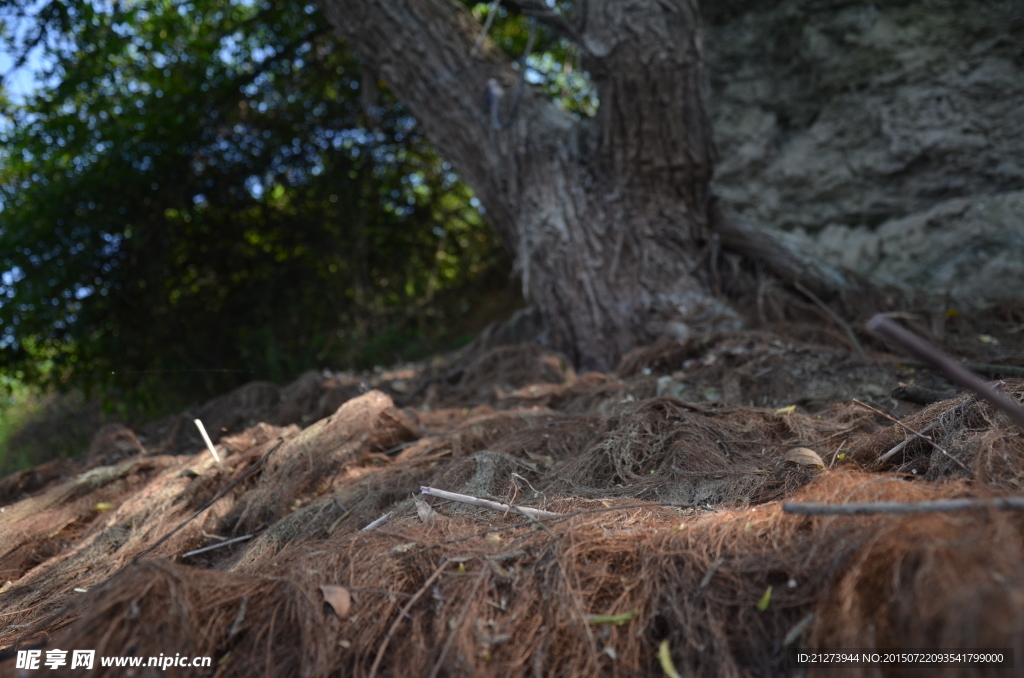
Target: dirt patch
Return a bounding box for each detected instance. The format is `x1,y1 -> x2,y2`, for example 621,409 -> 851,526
2,313 -> 1023,677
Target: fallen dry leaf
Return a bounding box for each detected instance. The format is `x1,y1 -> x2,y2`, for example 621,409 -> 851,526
320,584 -> 352,618
782,448 -> 825,469
525,451 -> 555,468
413,496 -> 437,522
390,541 -> 418,555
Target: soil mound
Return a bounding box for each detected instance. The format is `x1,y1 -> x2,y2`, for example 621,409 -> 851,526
2,312 -> 1024,677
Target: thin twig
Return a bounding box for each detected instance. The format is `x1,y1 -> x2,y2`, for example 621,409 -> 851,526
783,497 -> 1024,515
783,612 -> 816,646
368,559 -> 449,678
420,486 -> 562,520
794,281 -> 866,359
7,438 -> 286,648
517,506 -> 559,540
181,533 -> 254,559
227,596 -> 248,640
828,440 -> 847,469
875,396 -> 975,467
130,439 -> 285,565
875,420 -> 939,467
361,512 -> 394,531
852,400 -> 972,475
470,0 -> 503,57
695,557 -> 724,595
867,315 -> 1024,429
511,472 -> 544,502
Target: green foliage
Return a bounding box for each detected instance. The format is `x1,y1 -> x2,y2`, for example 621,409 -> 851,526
0,379 -> 35,471
0,380 -> 106,474
0,0 -> 515,415
464,1 -> 598,117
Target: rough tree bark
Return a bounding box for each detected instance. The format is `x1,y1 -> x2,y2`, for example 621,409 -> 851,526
315,0 -> 847,371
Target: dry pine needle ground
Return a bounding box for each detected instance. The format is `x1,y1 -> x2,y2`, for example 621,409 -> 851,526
2,330 -> 1024,677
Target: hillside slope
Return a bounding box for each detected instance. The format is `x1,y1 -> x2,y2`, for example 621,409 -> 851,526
2,303 -> 1024,676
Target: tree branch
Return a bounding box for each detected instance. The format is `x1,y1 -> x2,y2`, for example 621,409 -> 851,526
420,485 -> 562,520
784,497 -> 1024,515
712,204 -> 855,300
314,0 -> 575,246
867,315 -> 1024,430
503,1 -> 583,44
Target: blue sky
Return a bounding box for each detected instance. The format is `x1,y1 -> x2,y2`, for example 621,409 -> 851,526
0,54 -> 39,102
0,0 -> 65,104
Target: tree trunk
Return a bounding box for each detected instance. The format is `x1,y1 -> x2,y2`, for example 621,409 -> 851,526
314,0 -> 835,370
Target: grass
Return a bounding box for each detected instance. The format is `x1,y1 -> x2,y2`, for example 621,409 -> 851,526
0,380 -> 44,474
0,380 -> 107,478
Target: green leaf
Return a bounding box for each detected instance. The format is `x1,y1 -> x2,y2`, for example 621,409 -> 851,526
587,611 -> 639,625
0,0 -> 515,415
756,586 -> 773,612
658,640 -> 682,678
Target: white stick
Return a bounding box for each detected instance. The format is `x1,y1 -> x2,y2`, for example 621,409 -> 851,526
193,419 -> 222,463
362,511 -> 394,531
420,486 -> 562,520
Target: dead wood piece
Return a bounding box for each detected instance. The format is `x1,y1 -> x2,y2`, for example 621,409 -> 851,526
420,486 -> 562,520
714,210 -> 853,301
867,315 -> 1024,429
784,497 -> 1024,515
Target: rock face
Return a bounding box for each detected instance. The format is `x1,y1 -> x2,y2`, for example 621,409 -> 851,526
816,191 -> 1024,298
703,0 -> 1024,297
